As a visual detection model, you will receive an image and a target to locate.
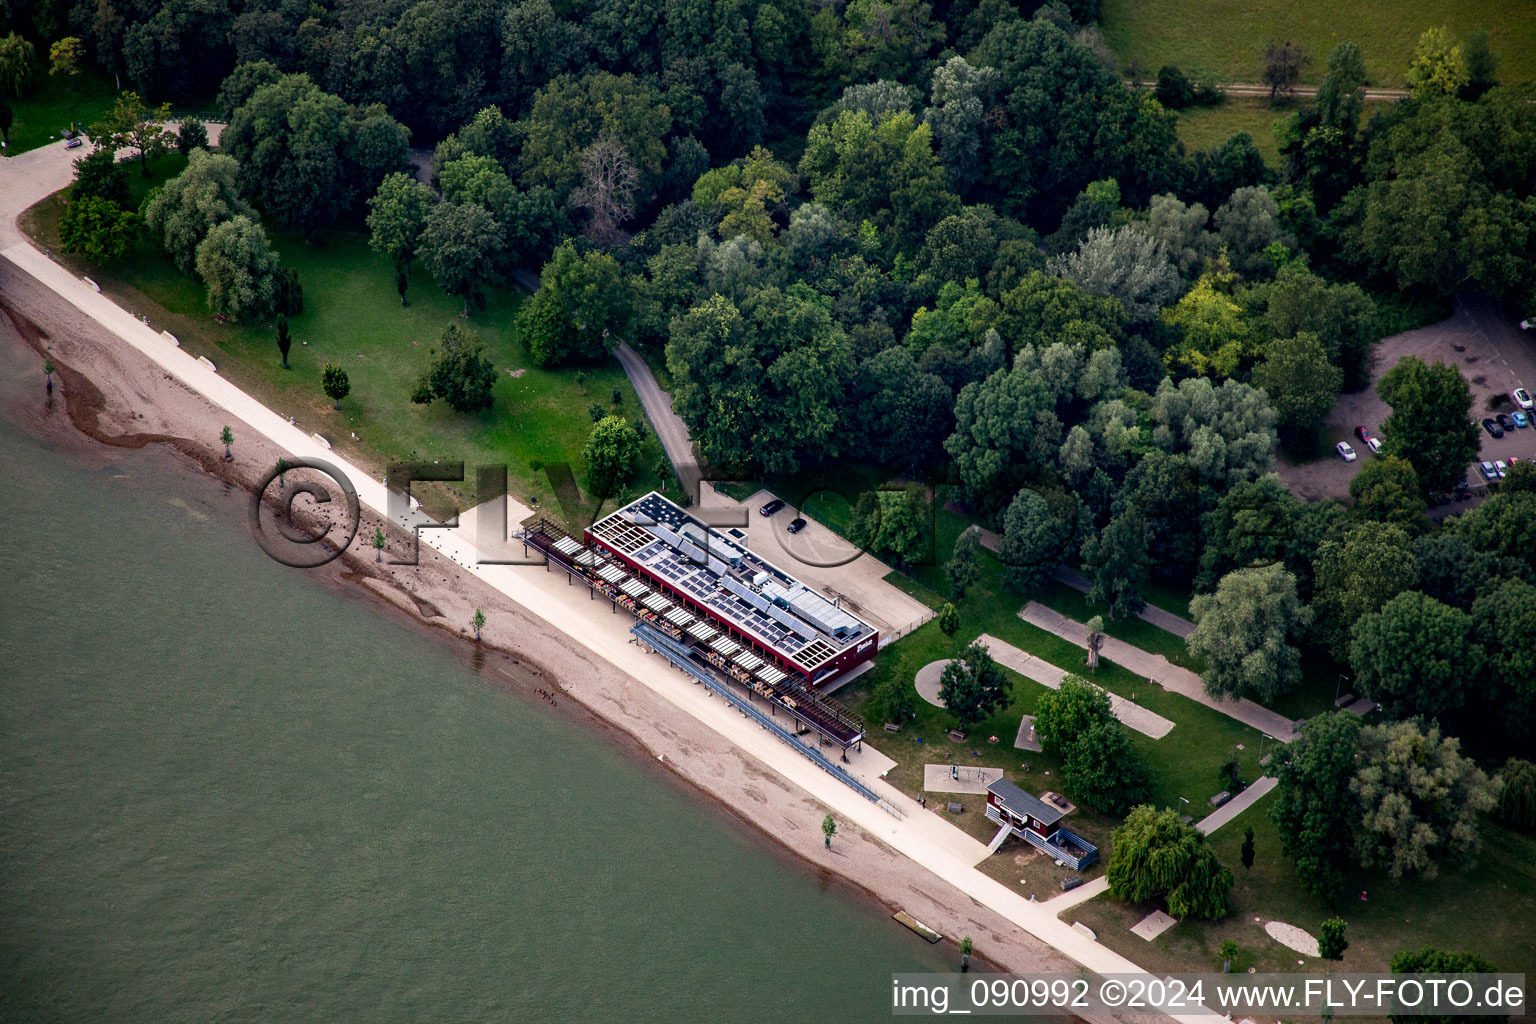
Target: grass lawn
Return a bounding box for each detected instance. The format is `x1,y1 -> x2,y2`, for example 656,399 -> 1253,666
23,165 -> 676,525
1070,790 -> 1536,979
1175,99 -> 1290,165
2,66 -> 119,157
1102,0 -> 1536,88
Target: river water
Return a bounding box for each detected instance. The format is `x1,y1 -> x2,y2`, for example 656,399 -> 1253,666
0,360 -> 952,1020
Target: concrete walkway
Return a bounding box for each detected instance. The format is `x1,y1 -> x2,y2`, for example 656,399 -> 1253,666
1020,603 -> 1300,741
976,633 -> 1175,740
1194,776 -> 1277,835
1,143 -> 1233,1022
914,659 -> 951,707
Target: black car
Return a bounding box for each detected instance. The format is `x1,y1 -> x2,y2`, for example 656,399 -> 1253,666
1496,413 -> 1517,431
786,517 -> 807,534
1483,417 -> 1505,438
759,498 -> 785,516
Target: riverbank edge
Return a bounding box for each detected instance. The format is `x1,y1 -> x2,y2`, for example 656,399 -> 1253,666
0,286 -> 1106,1000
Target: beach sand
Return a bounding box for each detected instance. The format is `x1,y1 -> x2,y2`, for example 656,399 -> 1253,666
0,258 -> 1092,985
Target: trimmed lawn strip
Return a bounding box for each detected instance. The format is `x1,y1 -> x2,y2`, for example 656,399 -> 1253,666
2,67 -> 119,157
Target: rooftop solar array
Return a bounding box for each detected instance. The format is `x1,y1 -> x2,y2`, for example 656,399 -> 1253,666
586,493 -> 877,675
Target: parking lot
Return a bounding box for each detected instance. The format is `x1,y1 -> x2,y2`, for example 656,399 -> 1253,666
1277,294 -> 1536,511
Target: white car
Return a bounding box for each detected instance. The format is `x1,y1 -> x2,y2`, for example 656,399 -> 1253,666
1336,441 -> 1357,462
1495,460 -> 1509,478
1514,388 -> 1534,411
1522,319 -> 1534,330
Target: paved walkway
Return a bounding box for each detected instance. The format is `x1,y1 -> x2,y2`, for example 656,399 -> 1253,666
0,141 -> 1233,1022
976,633 -> 1175,740
1020,603 -> 1301,741
1194,776 -> 1277,835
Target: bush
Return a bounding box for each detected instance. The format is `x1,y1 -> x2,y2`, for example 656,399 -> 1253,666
1155,65 -> 1196,109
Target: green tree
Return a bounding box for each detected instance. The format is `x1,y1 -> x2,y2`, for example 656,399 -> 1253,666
43,357 -> 54,390
1349,591 -> 1480,719
1062,718 -> 1153,814
937,639 -> 1009,730
321,362 -> 350,410
1351,720 -> 1496,880
220,425 -> 233,459
936,602 -> 960,639
1406,26 -> 1468,100
1496,759 -> 1536,829
1160,267 -> 1256,378
1000,488 -> 1080,594
1309,522 -> 1419,661
517,71 -> 672,200
1252,332 -> 1342,445
945,363 -> 1060,515
176,116 -> 207,155
90,91 -> 173,177
958,935 -> 972,972
1256,263 -> 1378,392
821,813 -> 836,849
275,316 -> 291,369
944,528 -> 981,601
584,415 -> 642,501
366,173 -> 435,273
1470,578 -> 1536,740
1240,826 -> 1255,871
1387,948 -> 1498,1024
1462,29 -> 1499,99
1081,509 -> 1148,619
372,526 -> 385,562
1188,564 -> 1309,704
0,33 -> 36,99
1034,676 -> 1114,754
848,486 -> 929,566
1107,805 -> 1233,921
194,216 -> 280,321
59,195 -> 140,263
1318,917 -> 1348,961
411,323 -> 497,413
1377,357 -> 1480,495
870,675 -> 917,726
421,202 -> 504,316
1273,711 -> 1362,901
472,608 -> 486,642
48,37 -> 84,90
1350,456 -> 1427,531
849,346 -> 953,467
143,150 -> 255,273
518,240 -> 632,367
1147,376 -> 1277,487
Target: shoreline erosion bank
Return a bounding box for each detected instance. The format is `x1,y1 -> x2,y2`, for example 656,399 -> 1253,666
0,266 -> 1086,989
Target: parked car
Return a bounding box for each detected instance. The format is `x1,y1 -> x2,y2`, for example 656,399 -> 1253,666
1354,426 -> 1382,453
786,517 -> 807,534
1495,460 -> 1509,478
63,137 -> 83,149
1455,476 -> 1473,498
1336,441 -> 1357,462
1496,413 -> 1517,431
1514,411 -> 1530,428
759,498 -> 785,516
1480,461 -> 1500,481
1514,388 -> 1533,410
1483,418 -> 1505,438
1522,318 -> 1534,330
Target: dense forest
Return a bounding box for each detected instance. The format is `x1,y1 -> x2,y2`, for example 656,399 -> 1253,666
5,0 -> 1535,886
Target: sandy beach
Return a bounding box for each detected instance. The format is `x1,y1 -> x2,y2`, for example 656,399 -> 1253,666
0,256 -> 1090,984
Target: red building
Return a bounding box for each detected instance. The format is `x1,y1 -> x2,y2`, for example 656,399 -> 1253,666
584,492 -> 880,688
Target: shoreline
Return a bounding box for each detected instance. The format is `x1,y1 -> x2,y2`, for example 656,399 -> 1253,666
0,274 -> 1061,987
